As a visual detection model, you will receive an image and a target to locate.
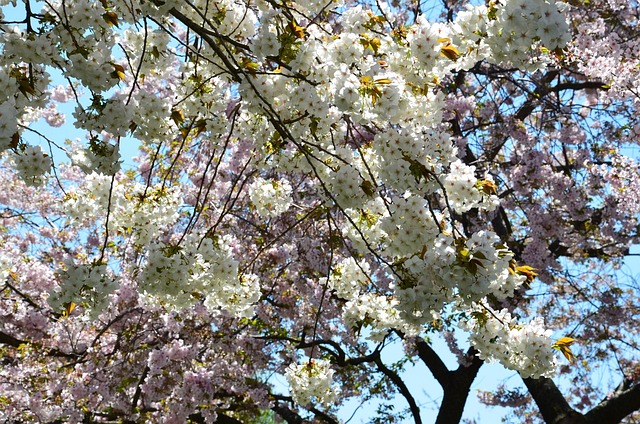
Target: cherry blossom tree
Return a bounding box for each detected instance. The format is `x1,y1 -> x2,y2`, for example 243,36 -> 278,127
1,0 -> 639,423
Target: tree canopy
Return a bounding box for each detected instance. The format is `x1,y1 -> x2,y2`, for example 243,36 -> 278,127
0,0 -> 639,422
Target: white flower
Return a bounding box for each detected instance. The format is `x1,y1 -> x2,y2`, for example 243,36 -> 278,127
285,359 -> 338,408
139,234 -> 260,316
444,160 -> 482,213
0,99 -> 18,151
460,303 -> 559,378
248,177 -> 293,218
48,258 -> 118,318
11,145 -> 52,186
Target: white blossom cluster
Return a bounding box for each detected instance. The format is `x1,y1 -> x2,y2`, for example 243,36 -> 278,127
407,19 -> 452,76
139,235 -> 260,317
129,90 -> 175,143
68,139 -> 121,175
329,257 -> 370,300
121,28 -> 175,78
487,0 -> 572,70
0,98 -> 17,151
341,198 -> 389,254
372,126 -> 452,195
343,293 -> 419,342
444,160 -> 489,213
248,177 -> 293,218
285,359 -> 338,408
73,97 -> 133,138
9,145 -> 52,186
313,144 -> 382,210
242,0 -> 568,377
460,304 -> 559,378
36,0 -> 121,92
0,249 -> 15,282
459,232 -> 526,301
295,0 -> 344,16
392,231 -> 525,325
0,57 -> 57,185
63,172 -> 261,316
330,257 -> 421,341
251,13 -> 280,60
74,86 -> 179,148
379,196 -> 443,258
63,172 -> 181,246
448,5 -> 494,69
48,258 -> 118,317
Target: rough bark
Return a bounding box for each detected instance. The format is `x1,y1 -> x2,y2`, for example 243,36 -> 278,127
435,351 -> 484,424
523,377 -> 584,424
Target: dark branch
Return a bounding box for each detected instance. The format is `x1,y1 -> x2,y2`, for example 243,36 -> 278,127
271,394 -> 338,424
522,377 -> 583,424
169,8 -> 242,83
414,337 -> 450,386
584,380 -> 640,424
435,348 -> 484,424
0,330 -> 80,359
550,81 -> 610,92
0,330 -> 23,348
373,355 -> 423,424
309,406 -> 339,424
188,412 -> 243,424
272,402 -> 304,424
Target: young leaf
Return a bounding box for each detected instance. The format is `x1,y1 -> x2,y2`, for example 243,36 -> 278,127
440,42 -> 460,61
63,301 -> 77,318
240,57 -> 260,75
171,109 -> 185,126
112,64 -> 126,81
477,179 -> 498,195
553,337 -> 577,363
17,78 -> 36,97
103,11 -> 119,27
9,132 -> 19,149
288,20 -> 306,39
515,265 -> 538,284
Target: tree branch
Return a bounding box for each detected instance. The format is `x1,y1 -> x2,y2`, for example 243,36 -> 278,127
188,412 -> 244,424
169,8 -> 242,83
271,394 -> 338,424
550,81 -> 610,92
414,337 -> 451,386
309,406 -> 339,424
584,380 -> 640,424
272,402 -> 304,424
522,377 -> 583,424
435,348 -> 484,424
0,330 -> 80,359
0,330 -> 23,348
373,355 -> 423,424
